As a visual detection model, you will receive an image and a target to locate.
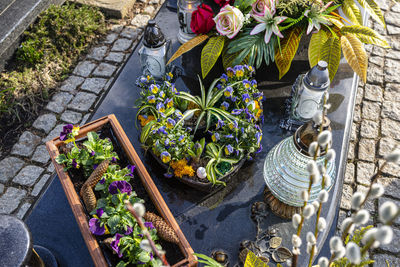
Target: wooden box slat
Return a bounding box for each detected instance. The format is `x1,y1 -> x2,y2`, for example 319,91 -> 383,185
46,114 -> 197,267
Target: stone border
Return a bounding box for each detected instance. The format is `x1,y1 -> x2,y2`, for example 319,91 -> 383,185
0,0 -> 165,220
338,0 -> 400,265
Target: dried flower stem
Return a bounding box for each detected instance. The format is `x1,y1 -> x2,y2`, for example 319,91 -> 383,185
125,201 -> 170,266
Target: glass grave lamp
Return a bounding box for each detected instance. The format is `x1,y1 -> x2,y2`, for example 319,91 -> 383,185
264,117 -> 336,210
280,61 -> 330,131
177,0 -> 200,44
138,20 -> 171,80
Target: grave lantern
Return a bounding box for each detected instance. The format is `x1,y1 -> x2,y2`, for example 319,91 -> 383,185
138,20 -> 171,80
177,0 -> 200,43
263,118 -> 336,217
290,61 -> 330,122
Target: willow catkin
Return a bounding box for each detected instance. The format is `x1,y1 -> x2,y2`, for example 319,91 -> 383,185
84,160 -> 109,188
143,212 -> 179,244
80,185 -> 97,212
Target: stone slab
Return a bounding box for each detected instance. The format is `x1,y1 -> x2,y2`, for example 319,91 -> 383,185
0,187 -> 27,214
13,165 -> 44,186
70,0 -> 136,18
32,113 -> 57,133
11,131 -> 41,157
0,157 -> 25,183
32,145 -> 50,164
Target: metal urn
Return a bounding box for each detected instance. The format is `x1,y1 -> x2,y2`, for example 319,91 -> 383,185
290,61 -> 330,122
138,20 -> 171,80
177,0 -> 200,43
263,119 -> 336,207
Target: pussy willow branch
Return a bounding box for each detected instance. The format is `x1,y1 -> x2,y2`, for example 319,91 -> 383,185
125,201 -> 170,266
340,162 -> 386,241
292,95 -> 328,267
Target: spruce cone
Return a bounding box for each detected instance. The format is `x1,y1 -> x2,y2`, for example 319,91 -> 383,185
144,212 -> 179,244
84,160 -> 109,188
80,185 -> 97,212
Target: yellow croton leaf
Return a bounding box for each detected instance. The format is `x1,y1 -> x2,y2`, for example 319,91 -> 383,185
357,0 -> 386,26
341,25 -> 390,48
201,36 -> 225,78
244,250 -> 268,267
167,34 -> 209,65
320,36 -> 341,82
341,33 -> 368,83
308,29 -> 330,68
275,27 -> 303,79
342,0 -> 363,25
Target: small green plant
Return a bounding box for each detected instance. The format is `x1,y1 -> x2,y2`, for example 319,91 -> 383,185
204,143 -> 241,186
175,76 -> 237,133
55,127 -> 118,177
194,253 -> 223,267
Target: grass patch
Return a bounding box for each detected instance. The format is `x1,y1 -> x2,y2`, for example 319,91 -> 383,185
0,2 -> 106,124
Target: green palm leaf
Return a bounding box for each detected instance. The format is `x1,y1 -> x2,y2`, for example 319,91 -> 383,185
308,29 -> 329,68
320,36 -> 341,82
342,0 -> 363,25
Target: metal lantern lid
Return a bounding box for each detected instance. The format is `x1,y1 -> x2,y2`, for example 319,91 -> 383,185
294,117 -> 331,155
303,61 -> 330,91
143,20 -> 166,48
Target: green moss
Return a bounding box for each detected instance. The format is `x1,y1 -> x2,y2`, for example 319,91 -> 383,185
0,3 -> 106,122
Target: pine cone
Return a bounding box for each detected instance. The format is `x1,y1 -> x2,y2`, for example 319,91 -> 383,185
144,212 -> 179,244
80,185 -> 97,212
84,160 -> 109,188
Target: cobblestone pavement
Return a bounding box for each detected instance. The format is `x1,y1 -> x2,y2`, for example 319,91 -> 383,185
338,1 -> 400,265
0,0 -> 164,220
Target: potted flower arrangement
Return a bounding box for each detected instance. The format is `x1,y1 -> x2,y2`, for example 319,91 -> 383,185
46,115 -> 197,266
168,0 -> 389,82
136,66 -> 264,192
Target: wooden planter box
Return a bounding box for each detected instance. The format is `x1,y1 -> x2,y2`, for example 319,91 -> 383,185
46,114 -> 197,267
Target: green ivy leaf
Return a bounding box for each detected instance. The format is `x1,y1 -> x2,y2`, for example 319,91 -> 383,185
201,36 -> 225,78
55,154 -> 67,164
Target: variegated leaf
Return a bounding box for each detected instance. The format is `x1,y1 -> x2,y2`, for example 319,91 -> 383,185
320,36 -> 341,82
244,250 -> 268,267
357,0 -> 385,26
201,36 -> 225,78
342,0 -> 363,25
308,29 -> 329,68
341,25 -> 390,48
275,27 -> 303,79
341,33 -> 368,82
167,35 -> 209,65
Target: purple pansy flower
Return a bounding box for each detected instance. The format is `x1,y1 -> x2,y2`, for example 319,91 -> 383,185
216,83 -> 222,90
242,93 -> 250,103
96,208 -> 104,218
221,101 -> 229,111
89,218 -> 105,235
216,119 -> 225,129
126,164 -> 135,177
90,151 -> 95,156
60,124 -> 73,141
125,226 -> 133,235
72,159 -> 78,168
111,157 -> 117,163
220,73 -> 228,83
224,134 -> 234,138
144,221 -> 155,229
93,164 -> 98,170
224,86 -> 233,97
108,180 -> 132,195
158,126 -> 168,135
150,252 -> 153,260
110,233 -> 123,258
99,178 -> 105,184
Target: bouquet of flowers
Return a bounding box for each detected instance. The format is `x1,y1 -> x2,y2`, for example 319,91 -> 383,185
168,0 -> 389,82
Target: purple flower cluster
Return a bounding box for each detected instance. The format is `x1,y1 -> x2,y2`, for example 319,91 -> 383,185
60,124 -> 73,141
108,180 -> 132,195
